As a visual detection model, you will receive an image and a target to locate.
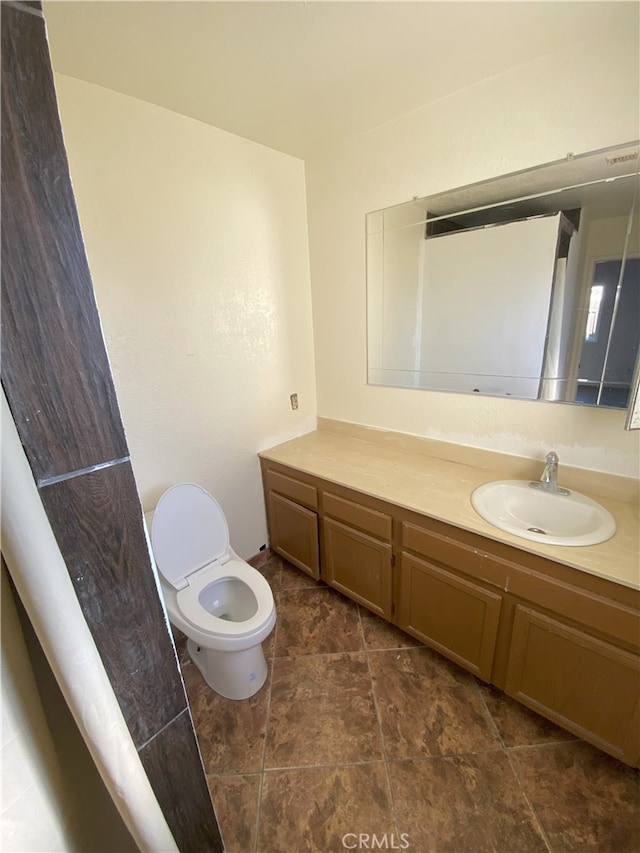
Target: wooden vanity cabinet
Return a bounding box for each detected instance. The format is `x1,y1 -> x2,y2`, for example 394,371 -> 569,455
259,457 -> 640,766
397,515 -> 511,681
398,512 -> 640,766
397,549 -> 502,682
322,491 -> 393,619
260,461 -> 394,614
263,467 -> 320,579
505,604 -> 640,765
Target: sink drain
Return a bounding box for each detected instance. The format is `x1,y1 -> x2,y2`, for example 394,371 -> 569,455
527,527 -> 547,535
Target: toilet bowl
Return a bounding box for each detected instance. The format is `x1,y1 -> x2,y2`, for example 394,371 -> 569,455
148,483 -> 276,700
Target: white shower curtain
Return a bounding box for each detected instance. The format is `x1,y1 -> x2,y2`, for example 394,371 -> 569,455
1,391 -> 178,853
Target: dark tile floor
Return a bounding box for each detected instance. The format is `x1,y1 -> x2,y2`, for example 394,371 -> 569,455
179,554 -> 640,853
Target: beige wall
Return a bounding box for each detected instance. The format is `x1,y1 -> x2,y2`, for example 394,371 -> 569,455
53,19 -> 639,571
305,25 -> 640,477
54,75 -> 317,558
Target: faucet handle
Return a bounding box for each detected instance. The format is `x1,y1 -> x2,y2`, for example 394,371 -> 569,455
545,451 -> 559,464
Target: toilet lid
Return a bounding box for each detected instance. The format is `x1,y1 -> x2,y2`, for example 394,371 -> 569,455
151,483 -> 230,590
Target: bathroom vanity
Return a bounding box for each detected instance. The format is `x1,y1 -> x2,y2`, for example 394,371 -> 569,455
259,422 -> 640,767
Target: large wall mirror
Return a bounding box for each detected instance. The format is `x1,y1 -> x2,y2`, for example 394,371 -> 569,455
367,142 -> 640,410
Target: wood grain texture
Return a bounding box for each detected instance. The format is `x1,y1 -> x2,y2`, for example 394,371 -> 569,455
1,3 -> 127,482
39,462 -> 187,747
8,1 -> 43,12
138,709 -> 224,853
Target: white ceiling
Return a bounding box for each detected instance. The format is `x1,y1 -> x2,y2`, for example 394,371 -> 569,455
43,1 -> 639,160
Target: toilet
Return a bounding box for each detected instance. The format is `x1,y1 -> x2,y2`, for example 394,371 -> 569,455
147,483 -> 276,700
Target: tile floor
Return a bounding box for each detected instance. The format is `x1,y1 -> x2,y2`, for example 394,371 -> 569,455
178,554 -> 640,853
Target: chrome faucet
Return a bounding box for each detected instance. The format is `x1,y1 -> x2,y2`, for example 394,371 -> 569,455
529,451 -> 570,495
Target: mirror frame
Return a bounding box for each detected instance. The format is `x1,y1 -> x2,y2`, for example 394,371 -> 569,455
625,354 -> 640,429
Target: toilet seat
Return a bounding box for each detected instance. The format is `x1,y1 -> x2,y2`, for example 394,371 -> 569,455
151,483 -> 231,591
151,483 -> 275,641
176,559 -> 274,638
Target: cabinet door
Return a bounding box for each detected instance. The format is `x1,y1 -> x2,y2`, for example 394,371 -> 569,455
506,605 -> 640,766
323,518 -> 393,619
398,552 -> 502,681
267,492 -> 320,580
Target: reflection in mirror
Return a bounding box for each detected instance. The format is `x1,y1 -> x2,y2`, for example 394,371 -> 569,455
367,142 -> 639,409
625,356 -> 640,429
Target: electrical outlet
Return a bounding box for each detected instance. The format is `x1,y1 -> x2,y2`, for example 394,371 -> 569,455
290,393 -> 299,410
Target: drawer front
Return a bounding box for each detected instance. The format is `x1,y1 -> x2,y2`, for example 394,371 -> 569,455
506,571 -> 640,650
402,521 -> 510,589
323,491 -> 392,541
398,551 -> 502,681
266,469 -> 318,510
506,605 -> 640,766
402,521 -> 639,649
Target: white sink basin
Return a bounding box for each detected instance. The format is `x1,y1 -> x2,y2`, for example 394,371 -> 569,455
470,480 -> 616,546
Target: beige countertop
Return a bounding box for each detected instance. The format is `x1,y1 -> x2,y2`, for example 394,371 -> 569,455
259,421 -> 640,591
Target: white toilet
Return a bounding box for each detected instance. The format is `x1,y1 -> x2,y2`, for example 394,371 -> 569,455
148,483 -> 276,700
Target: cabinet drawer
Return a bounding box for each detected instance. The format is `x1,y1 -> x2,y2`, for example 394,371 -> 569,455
506,605 -> 640,765
403,521 -> 639,649
398,551 -> 502,681
323,492 -> 392,541
507,571 -> 639,650
265,469 -> 318,509
402,521 -> 510,589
